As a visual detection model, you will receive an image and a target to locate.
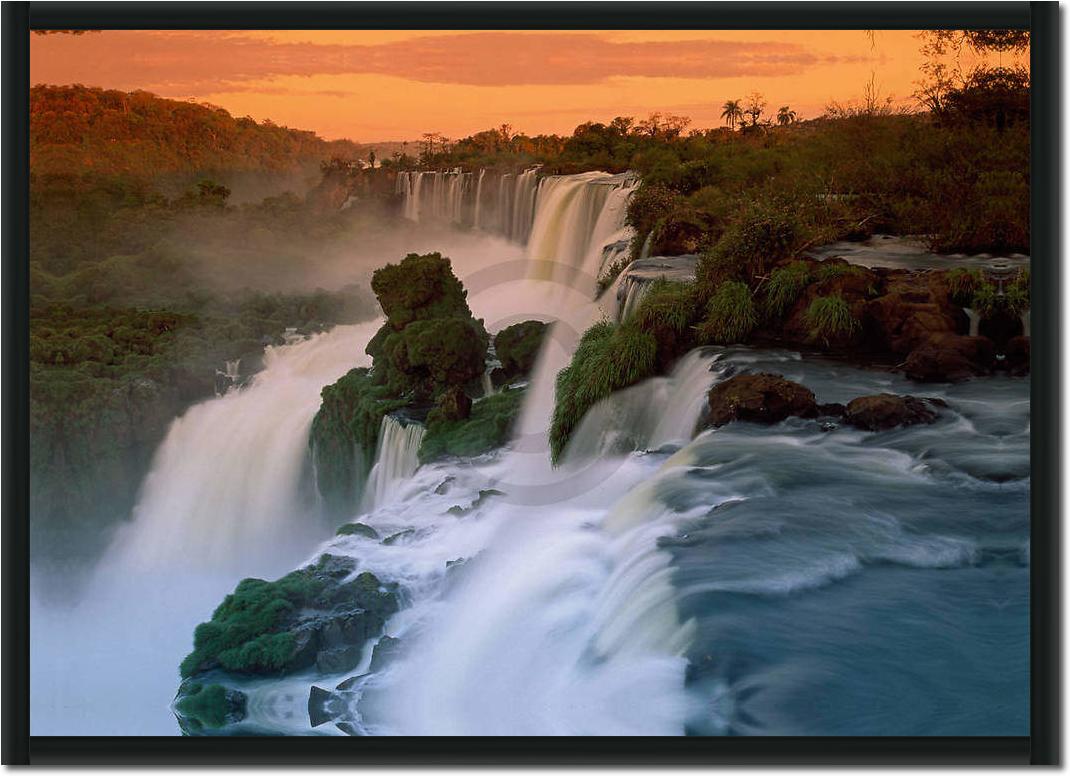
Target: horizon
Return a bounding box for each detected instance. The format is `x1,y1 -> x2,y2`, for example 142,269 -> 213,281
26,29 -> 1012,143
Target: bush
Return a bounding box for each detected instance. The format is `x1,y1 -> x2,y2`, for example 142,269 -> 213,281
804,294 -> 859,343
370,252 -> 472,330
764,261 -> 812,317
549,322 -> 657,462
419,387 -> 525,463
494,321 -> 548,379
697,281 -> 758,344
947,267 -> 985,306
380,316 -> 489,399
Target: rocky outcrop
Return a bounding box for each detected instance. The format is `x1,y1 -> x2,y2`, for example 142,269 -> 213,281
902,334 -> 995,382
703,373 -> 819,428
844,394 -> 942,431
493,320 -> 549,384
179,554 -> 398,680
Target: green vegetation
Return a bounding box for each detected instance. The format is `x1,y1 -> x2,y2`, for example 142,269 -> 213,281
419,388 -> 526,463
698,281 -> 759,344
180,554 -> 396,678
380,317 -> 489,399
308,368 -> 408,517
764,261 -> 813,318
804,294 -> 860,344
493,320 -> 549,380
815,262 -> 867,282
947,267 -> 986,306
630,279 -> 700,370
173,683 -> 244,730
549,322 -> 657,462
369,252 -> 473,332
335,522 -> 379,539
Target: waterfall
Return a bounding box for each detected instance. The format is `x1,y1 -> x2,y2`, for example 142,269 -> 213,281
398,170 -> 471,226
1021,309 -> 1030,337
525,172 -> 638,295
481,367 -> 495,398
109,320 -> 382,576
361,415 -> 427,512
964,307 -> 981,337
510,168 -> 541,243
473,169 -> 486,230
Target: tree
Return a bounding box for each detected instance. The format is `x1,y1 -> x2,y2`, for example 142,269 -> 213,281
720,99 -> 743,130
776,106 -> 797,126
744,93 -> 766,127
367,150 -> 376,168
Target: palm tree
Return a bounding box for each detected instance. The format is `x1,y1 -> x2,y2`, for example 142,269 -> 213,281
720,100 -> 743,130
777,106 -> 797,126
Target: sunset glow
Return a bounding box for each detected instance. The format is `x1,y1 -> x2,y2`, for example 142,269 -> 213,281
31,29 -> 944,140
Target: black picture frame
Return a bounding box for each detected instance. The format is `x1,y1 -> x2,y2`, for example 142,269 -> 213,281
3,1 -> 1059,765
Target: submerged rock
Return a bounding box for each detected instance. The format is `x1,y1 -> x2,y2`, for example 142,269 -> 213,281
703,373 -> 818,428
336,522 -> 379,539
844,394 -> 941,431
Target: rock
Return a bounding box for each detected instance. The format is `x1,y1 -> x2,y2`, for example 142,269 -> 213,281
173,681 -> 247,731
369,635 -> 402,673
336,522 -> 379,539
315,645 -> 364,675
335,721 -> 362,736
816,402 -> 846,417
308,685 -> 348,728
335,675 -> 363,692
494,321 -> 549,381
1006,336 -> 1030,376
844,394 -> 940,431
703,373 -> 818,428
902,334 -> 995,382
383,528 -> 416,545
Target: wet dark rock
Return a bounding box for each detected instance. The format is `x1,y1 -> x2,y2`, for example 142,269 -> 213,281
336,721 -> 362,736
844,394 -> 940,431
1006,335 -> 1030,376
336,522 -> 379,539
308,685 -> 348,728
902,334 -> 995,382
369,635 -> 402,673
703,373 -> 818,429
383,528 -> 416,545
816,402 -> 846,417
315,645 -> 364,674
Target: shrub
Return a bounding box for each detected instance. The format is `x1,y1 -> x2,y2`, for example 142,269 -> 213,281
764,261 -> 813,318
947,267 -> 985,306
380,316 -> 489,399
494,321 -> 548,379
969,282 -> 1000,318
804,294 -> 860,343
370,252 -> 471,330
419,387 -> 525,463
697,281 -> 758,344
549,322 -> 657,462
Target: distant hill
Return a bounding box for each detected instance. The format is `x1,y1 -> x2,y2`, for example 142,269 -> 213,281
30,84 -> 363,180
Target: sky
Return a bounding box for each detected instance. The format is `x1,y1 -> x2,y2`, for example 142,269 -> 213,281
32,29 -> 944,142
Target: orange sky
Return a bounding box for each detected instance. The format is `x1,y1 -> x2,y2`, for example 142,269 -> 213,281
29,29 -> 992,141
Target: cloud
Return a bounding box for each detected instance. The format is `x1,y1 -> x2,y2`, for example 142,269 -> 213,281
31,30 -> 860,93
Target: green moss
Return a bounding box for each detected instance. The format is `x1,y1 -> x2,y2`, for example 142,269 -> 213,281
549,322 -> 657,463
697,281 -> 758,344
764,261 -> 812,318
180,555 -> 397,678
174,683 -> 241,730
804,294 -> 860,343
370,252 -> 472,330
336,522 -> 379,539
947,267 -> 985,306
308,367 -> 407,516
494,321 -> 548,379
419,387 -> 525,463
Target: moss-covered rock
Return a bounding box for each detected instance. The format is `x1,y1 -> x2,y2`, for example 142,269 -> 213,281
335,522 -> 379,539
370,252 -> 473,331
179,554 -> 398,679
380,317 -> 488,399
309,367 -> 408,517
419,387 -> 525,463
173,681 -> 247,731
549,322 -> 657,463
493,320 -> 548,382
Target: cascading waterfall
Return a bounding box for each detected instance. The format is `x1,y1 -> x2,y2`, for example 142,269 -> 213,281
361,415 -> 427,512
525,172 -> 638,294
472,169 -> 486,230
110,320 -> 383,576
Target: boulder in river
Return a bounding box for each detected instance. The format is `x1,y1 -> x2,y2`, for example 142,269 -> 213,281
902,334 -> 995,382
844,394 -> 942,431
703,373 -> 818,428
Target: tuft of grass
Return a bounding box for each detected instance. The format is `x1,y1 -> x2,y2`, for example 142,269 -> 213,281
631,279 -> 698,333
969,282 -> 1000,318
1004,267 -> 1030,316
804,294 -> 860,343
549,322 -> 657,463
698,281 -> 758,344
815,262 -> 866,281
947,267 -> 985,307
764,261 -> 812,318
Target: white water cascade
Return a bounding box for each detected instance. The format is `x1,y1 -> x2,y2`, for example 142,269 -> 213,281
525,172 -> 639,295
110,320 -> 383,577
361,415 -> 427,513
